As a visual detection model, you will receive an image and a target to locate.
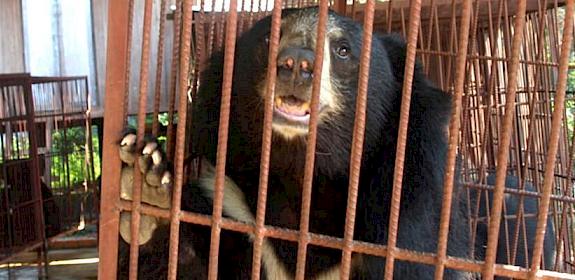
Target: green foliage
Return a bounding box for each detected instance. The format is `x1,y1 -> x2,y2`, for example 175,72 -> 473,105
50,125 -> 100,190
566,56 -> 575,142
127,112 -> 177,128
558,7 -> 575,143
125,112 -> 175,151
567,96 -> 575,142
158,113 -> 171,126
0,132 -> 31,162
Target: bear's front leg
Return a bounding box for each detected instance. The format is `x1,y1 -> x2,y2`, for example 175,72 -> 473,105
117,128 -> 173,245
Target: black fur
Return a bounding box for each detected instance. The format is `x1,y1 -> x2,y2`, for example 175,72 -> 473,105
190,7 -> 469,279
117,7 -> 554,279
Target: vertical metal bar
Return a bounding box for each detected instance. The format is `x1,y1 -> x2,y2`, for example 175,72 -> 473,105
216,3 -> 226,51
207,0 -> 238,277
23,75 -> 47,280
250,2 -> 282,279
386,0 -> 393,34
166,0 -> 182,159
123,0 -> 135,124
460,0 -> 481,185
510,0 -> 549,266
207,0 -> 218,57
83,77 -> 95,226
197,0 -> 207,71
350,0 -> 358,20
468,1 -> 503,254
383,0 -> 422,278
294,1 -> 330,279
238,3 -> 245,36
432,6 -> 444,90
153,0 -> 168,136
528,0 -> 574,278
482,0 -> 527,278
167,0 -> 194,278
444,0 -> 457,90
128,1 -> 155,278
60,81 -> 72,221
248,0 -> 256,27
333,0 -> 346,14
422,0 -> 436,76
97,1 -> 132,278
339,0 -> 375,278
433,0 -> 472,278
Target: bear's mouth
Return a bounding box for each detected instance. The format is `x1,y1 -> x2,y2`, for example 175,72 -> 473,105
273,95 -> 323,125
275,95 -> 309,115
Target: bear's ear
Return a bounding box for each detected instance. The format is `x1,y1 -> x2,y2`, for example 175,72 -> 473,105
378,33 -> 426,84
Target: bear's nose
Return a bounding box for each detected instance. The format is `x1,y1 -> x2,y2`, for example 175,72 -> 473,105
277,47 -> 314,86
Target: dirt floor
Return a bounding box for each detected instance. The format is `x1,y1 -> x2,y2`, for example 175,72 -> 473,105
0,247 -> 98,280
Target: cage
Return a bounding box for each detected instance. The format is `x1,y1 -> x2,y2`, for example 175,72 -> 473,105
0,73 -> 98,277
98,0 -> 575,279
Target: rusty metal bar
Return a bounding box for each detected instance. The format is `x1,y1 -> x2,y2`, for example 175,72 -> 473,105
115,195 -> 575,279
97,0 -> 132,278
206,0 -> 239,278
166,0 -> 194,279
294,1 -> 330,279
528,0 -> 574,278
120,192 -> 527,278
431,4 -> 444,90
339,0 -> 375,278
207,0 -> 218,58
166,0 -> 182,159
482,0 -> 527,278
84,77 -> 96,226
384,0 -> 422,278
510,0 -> 550,266
127,1 -> 155,278
444,0 -> 457,90
386,0 -> 393,33
433,0 -> 472,278
250,1 -> 283,279
458,0 -> 481,188
248,0 -> 256,27
422,0 -> 435,77
464,181 -> 575,204
152,0 -> 168,136
333,0 -> 346,14
197,0 -> 207,71
123,0 -> 135,124
415,49 -> 559,67
217,6 -> 226,52
23,73 -> 48,278
466,0 -> 501,255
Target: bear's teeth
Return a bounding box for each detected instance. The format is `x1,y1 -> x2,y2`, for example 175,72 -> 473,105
274,96 -> 310,117
282,104 -> 307,116
300,102 -> 310,112
275,96 -> 283,108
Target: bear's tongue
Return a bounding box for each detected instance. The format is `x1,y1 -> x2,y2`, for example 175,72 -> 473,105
275,95 -> 310,116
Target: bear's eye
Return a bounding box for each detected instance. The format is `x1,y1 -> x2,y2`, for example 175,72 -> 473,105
335,44 -> 350,59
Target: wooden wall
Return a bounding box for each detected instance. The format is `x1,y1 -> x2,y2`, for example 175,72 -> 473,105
91,0 -> 109,117
0,0 -> 25,73
91,0 -> 177,117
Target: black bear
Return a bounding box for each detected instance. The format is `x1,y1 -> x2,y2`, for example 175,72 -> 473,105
116,7 -> 555,279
